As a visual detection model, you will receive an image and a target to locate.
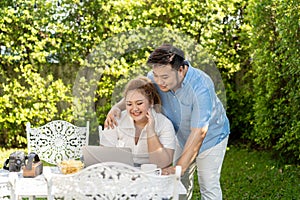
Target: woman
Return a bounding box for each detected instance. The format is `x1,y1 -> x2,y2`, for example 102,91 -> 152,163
100,76 -> 176,168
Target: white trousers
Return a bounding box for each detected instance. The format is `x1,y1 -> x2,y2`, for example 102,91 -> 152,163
179,136 -> 229,200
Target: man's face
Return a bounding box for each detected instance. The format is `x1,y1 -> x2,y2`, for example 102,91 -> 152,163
152,64 -> 182,92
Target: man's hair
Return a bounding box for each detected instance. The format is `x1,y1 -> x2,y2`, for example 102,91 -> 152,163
147,44 -> 185,70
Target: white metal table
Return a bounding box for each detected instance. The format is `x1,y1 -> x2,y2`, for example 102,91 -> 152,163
5,166 -> 187,200
0,170 -> 15,200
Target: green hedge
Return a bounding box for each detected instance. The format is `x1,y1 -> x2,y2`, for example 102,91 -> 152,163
247,0 -> 300,162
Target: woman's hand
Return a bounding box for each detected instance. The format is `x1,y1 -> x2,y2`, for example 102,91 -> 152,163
104,106 -> 121,129
145,108 -> 155,135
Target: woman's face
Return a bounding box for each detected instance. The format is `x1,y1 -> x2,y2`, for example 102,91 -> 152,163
125,89 -> 151,124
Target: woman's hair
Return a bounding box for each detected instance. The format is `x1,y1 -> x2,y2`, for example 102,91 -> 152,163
123,76 -> 161,111
146,44 -> 185,70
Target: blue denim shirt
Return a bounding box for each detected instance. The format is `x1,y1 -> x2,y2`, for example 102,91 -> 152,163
148,63 -> 230,153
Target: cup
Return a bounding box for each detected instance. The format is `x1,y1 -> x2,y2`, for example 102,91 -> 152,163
141,164 -> 161,176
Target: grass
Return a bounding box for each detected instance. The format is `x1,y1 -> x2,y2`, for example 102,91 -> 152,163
1,146 -> 299,200
192,145 -> 300,200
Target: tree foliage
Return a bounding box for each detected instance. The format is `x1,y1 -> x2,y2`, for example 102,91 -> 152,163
0,0 -> 299,163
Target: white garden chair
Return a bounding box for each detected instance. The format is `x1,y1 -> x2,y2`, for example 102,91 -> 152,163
47,162 -> 182,200
26,120 -> 89,165
11,120 -> 89,200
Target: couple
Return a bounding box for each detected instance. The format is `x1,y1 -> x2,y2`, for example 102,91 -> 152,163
102,44 -> 230,200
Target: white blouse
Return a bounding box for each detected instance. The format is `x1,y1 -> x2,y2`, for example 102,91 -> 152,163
100,109 -> 176,165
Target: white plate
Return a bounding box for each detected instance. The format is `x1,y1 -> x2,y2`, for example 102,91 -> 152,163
0,169 -> 9,177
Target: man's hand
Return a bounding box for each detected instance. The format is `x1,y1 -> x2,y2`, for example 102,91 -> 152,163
162,166 -> 176,175
104,106 -> 121,129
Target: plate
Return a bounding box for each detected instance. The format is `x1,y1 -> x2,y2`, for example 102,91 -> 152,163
0,169 -> 9,177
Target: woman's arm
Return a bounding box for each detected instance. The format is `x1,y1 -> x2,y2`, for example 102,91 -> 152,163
147,133 -> 174,168
146,109 -> 176,168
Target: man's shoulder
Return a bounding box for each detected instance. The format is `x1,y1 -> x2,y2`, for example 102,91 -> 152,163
186,66 -> 213,88
187,65 -> 206,79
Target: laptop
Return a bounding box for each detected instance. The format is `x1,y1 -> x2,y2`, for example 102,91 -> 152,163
82,145 -> 135,167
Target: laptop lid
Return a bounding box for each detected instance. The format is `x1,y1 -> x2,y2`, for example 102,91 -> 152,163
82,145 -> 134,167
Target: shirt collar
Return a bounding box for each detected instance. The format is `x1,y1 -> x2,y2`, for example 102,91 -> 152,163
118,111 -> 135,128
182,61 -> 192,87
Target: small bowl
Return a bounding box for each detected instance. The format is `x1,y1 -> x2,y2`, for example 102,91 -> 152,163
58,160 -> 84,174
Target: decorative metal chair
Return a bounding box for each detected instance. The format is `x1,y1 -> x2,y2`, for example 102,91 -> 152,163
10,120 -> 89,200
47,162 -> 182,200
26,120 -> 89,165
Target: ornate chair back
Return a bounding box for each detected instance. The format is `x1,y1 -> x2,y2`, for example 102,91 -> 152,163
26,120 -> 89,165
47,162 -> 181,200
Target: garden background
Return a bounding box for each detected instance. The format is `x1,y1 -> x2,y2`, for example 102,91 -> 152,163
0,0 -> 299,199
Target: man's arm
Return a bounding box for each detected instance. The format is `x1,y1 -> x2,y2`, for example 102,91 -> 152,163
162,126 -> 208,175
176,126 -> 207,174
104,98 -> 126,129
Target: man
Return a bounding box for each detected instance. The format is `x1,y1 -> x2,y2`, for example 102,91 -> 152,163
105,44 -> 230,200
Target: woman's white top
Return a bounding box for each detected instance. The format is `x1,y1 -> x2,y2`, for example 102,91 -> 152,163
100,109 -> 176,165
